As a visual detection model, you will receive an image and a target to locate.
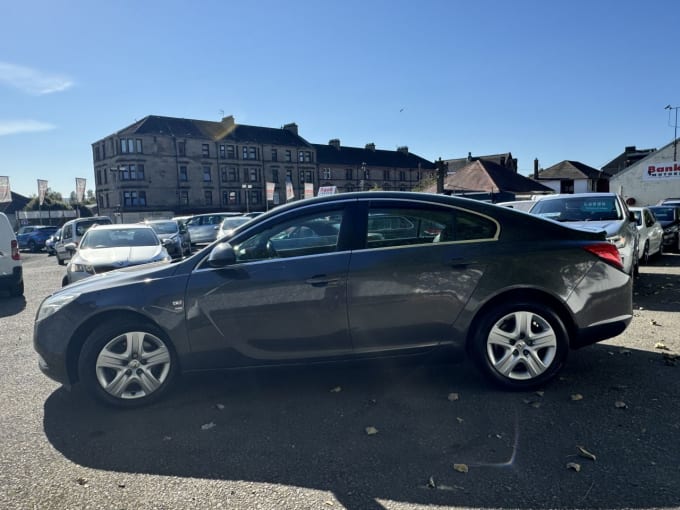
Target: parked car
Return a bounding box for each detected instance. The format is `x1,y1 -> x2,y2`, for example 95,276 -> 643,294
629,206 -> 663,263
529,192 -> 640,275
649,205 -> 680,253
0,212 -> 23,297
216,216 -> 251,239
34,192 -> 634,408
495,199 -> 539,212
45,228 -> 62,256
17,225 -> 59,252
657,197 -> 680,206
144,219 -> 191,259
185,213 -> 242,245
55,216 -> 113,266
62,224 -> 171,286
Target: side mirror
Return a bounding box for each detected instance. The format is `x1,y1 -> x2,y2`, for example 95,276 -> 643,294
207,242 -> 236,268
64,242 -> 77,255
162,238 -> 173,246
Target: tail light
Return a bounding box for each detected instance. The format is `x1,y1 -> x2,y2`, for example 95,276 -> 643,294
11,239 -> 20,260
584,242 -> 623,270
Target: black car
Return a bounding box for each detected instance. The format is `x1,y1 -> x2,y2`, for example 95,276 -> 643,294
649,205 -> 680,252
34,192 -> 633,408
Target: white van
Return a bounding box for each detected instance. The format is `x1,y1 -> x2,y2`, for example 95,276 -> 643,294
55,216 -> 112,265
0,212 -> 23,297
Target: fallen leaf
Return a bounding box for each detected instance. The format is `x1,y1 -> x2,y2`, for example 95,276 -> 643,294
453,463 -> 469,473
650,320 -> 661,326
447,392 -> 460,401
76,477 -> 88,487
330,386 -> 342,393
117,482 -> 126,489
535,391 -> 544,397
365,426 -> 379,436
655,342 -> 670,350
201,422 -> 216,430
456,417 -> 464,424
163,436 -> 172,441
215,404 -> 225,410
566,462 -> 581,472
576,445 -> 597,461
323,501 -> 334,506
427,476 -> 437,488
571,394 -> 584,401
614,401 -> 627,409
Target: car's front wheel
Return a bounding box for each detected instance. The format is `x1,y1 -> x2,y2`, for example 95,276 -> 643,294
78,319 -> 177,407
641,241 -> 650,265
470,301 -> 569,390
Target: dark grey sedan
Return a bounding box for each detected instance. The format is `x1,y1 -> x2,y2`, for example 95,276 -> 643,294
34,192 -> 633,407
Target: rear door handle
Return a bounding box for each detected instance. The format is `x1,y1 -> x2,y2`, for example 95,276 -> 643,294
305,275 -> 340,287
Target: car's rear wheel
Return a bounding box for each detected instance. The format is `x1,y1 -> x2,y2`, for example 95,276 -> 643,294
28,240 -> 37,252
641,242 -> 650,265
9,279 -> 24,297
78,319 -> 177,408
470,301 -> 568,390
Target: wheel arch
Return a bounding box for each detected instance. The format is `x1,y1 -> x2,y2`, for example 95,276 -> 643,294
65,309 -> 180,385
465,288 -> 577,353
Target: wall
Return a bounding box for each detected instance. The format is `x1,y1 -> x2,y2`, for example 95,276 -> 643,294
610,142 -> 680,206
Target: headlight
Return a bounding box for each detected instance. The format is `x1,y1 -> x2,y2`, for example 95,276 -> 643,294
607,235 -> 626,248
36,293 -> 80,322
69,263 -> 95,274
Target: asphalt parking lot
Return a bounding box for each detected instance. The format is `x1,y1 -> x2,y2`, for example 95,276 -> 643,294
0,251 -> 679,510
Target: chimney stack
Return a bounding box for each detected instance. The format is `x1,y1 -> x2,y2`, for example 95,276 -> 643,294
329,138 -> 341,149
221,115 -> 235,129
397,146 -> 408,154
283,122 -> 298,135
533,158 -> 539,179
365,143 -> 376,151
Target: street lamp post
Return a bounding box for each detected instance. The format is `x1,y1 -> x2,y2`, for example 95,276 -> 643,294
241,183 -> 253,213
665,104 -> 679,162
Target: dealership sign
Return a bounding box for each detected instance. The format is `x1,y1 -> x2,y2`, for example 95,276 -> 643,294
643,161 -> 680,180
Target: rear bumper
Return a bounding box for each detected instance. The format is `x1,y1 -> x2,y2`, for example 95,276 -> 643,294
571,315 -> 632,349
0,266 -> 22,288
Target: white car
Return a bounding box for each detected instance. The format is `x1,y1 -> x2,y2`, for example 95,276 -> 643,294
629,206 -> 663,264
62,224 -> 171,286
217,216 -> 251,239
0,212 -> 23,297
529,192 -> 640,275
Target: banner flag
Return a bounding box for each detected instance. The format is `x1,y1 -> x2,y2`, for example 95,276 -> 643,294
0,176 -> 11,203
266,182 -> 275,202
285,177 -> 295,201
75,178 -> 87,202
37,179 -> 48,206
304,182 -> 314,199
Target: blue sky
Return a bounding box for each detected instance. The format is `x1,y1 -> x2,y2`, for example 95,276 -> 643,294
1,0 -> 679,198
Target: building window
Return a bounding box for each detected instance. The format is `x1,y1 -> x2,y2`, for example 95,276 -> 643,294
136,139 -> 143,153
119,138 -> 142,154
346,183 -> 354,192
271,168 -> 279,182
299,170 -> 313,183
271,148 -> 278,161
219,145 -> 226,159
322,168 -> 332,180
298,151 -> 312,163
399,171 -> 406,181
202,144 -> 210,158
224,190 -> 239,205
383,170 -> 390,180
226,145 -> 236,159
285,150 -> 292,162
120,164 -> 145,181
345,168 -> 353,180
179,166 -> 188,182
178,141 -> 186,157
228,167 -> 238,181
243,146 -> 257,160
94,146 -> 100,162
204,190 -> 213,206
203,166 -> 212,182
286,168 -> 293,180
101,143 -> 106,159
180,190 -> 189,205
243,167 -> 260,182
123,190 -> 146,207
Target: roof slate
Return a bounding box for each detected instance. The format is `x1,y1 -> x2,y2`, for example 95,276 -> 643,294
116,115 -> 312,147
425,160 -> 552,194
538,160 -> 609,180
314,144 -> 435,169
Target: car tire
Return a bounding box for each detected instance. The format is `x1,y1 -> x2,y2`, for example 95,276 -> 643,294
641,242 -> 650,265
469,301 -> 569,390
78,319 -> 177,408
9,279 -> 24,297
57,254 -> 66,266
28,240 -> 37,253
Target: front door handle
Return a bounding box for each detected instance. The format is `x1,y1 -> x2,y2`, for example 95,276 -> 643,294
305,275 -> 340,287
